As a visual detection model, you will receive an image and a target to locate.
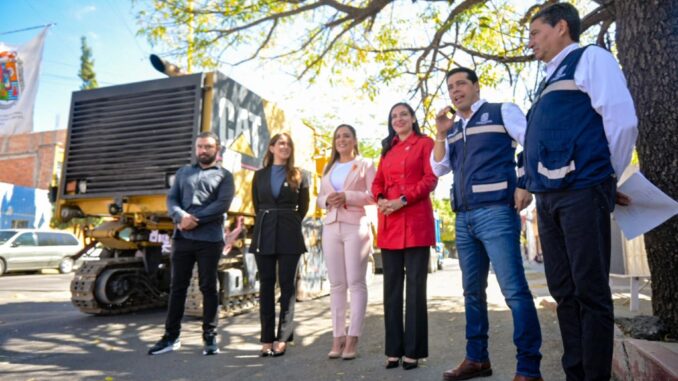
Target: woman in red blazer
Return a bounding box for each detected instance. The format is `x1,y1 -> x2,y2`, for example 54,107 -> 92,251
371,102 -> 438,370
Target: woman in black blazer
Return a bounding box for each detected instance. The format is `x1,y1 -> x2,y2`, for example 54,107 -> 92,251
250,132 -> 310,357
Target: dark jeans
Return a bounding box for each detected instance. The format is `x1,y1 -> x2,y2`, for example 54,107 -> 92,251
165,239 -> 224,339
455,205 -> 542,377
536,177 -> 616,381
382,247 -> 429,359
255,253 -> 302,343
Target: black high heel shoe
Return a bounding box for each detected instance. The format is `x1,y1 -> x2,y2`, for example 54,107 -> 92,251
402,359 -> 418,370
385,358 -> 401,369
260,344 -> 274,357
272,343 -> 287,357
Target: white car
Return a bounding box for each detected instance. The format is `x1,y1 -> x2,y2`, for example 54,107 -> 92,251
0,229 -> 82,276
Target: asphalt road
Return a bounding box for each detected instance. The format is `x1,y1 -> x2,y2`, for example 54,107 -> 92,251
0,262 -> 571,381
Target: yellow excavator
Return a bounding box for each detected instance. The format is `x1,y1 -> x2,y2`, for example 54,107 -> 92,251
52,56 -> 331,315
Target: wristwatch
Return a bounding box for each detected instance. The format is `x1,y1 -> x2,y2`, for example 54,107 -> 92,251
400,195 -> 408,205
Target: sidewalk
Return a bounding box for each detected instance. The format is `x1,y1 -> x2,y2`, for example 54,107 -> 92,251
523,261 -> 678,381
3,261 -> 673,380
210,259 -> 566,381
206,259 -> 671,381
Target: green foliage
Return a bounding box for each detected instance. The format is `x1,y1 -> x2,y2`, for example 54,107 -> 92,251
358,140 -> 380,160
313,121 -> 381,161
134,1 -> 610,126
50,215 -> 102,231
49,203 -> 102,241
631,149 -> 639,166
78,36 -> 99,90
432,197 -> 455,244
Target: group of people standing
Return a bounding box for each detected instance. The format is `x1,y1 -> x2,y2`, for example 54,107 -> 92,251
148,3 -> 638,381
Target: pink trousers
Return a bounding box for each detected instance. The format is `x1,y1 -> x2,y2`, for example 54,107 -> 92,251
322,221 -> 372,337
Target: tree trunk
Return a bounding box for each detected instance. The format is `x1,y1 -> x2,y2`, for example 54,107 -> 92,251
615,0 -> 678,338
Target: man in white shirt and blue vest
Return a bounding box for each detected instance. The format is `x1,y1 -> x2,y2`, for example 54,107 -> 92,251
524,3 -> 638,380
431,67 -> 542,381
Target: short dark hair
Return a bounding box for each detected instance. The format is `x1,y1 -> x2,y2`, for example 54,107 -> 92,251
446,67 -> 479,84
196,131 -> 220,147
531,2 -> 581,42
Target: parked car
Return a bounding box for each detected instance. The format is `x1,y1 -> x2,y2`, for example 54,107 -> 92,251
0,229 -> 83,276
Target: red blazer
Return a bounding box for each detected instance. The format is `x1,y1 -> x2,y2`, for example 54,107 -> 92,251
371,134 -> 437,250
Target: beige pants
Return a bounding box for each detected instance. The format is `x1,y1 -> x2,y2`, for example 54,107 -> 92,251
322,221 -> 372,337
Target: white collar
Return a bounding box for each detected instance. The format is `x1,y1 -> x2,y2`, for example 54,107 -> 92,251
459,99 -> 487,122
544,43 -> 580,79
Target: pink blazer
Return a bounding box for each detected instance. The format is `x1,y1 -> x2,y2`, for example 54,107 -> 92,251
317,156 -> 377,225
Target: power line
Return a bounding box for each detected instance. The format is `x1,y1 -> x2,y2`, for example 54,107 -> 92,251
42,73 -> 115,86
0,23 -> 56,36
44,59 -> 128,78
105,0 -> 148,55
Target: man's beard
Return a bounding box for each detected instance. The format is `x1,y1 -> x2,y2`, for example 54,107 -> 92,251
198,153 -> 217,165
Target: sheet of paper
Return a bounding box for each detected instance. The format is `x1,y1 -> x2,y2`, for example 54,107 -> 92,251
613,172 -> 678,240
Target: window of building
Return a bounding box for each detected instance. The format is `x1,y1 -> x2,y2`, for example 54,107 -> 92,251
11,220 -> 29,228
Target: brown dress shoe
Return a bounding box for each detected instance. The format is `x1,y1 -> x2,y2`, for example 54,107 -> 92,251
442,358 -> 492,380
512,376 -> 543,381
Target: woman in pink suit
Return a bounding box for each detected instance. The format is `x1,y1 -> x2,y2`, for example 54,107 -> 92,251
317,124 -> 376,360
371,102 -> 437,370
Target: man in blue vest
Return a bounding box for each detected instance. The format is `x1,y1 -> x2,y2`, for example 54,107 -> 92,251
524,3 -> 638,380
431,67 -> 542,381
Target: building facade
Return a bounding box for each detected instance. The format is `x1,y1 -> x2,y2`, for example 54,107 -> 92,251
0,130 -> 65,228
0,130 -> 65,189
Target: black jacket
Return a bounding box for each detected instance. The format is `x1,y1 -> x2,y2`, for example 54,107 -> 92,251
167,164 -> 234,242
249,166 -> 310,254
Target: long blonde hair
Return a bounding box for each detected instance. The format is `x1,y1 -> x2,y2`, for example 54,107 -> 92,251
263,132 -> 301,191
323,124 -> 360,176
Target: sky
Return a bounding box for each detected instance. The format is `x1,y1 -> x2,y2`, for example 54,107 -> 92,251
2,1 -> 161,132
1,0 -> 551,198
1,0 -> 407,139
3,0 -> 456,195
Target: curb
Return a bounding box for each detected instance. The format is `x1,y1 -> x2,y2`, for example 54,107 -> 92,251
612,325 -> 678,381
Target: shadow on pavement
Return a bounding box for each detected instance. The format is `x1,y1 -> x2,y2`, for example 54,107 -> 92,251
0,294 -> 565,381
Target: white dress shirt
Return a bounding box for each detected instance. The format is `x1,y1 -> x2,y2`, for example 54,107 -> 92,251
544,43 -> 638,178
329,160 -> 354,191
429,99 -> 527,177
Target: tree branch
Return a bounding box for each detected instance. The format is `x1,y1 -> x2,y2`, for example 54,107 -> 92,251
297,22 -> 356,78
355,42 -> 533,64
414,0 -> 486,95
596,18 -> 614,48
234,19 -> 279,65
581,3 -> 615,34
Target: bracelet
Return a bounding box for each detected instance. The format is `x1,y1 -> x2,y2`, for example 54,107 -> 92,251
436,138 -> 447,143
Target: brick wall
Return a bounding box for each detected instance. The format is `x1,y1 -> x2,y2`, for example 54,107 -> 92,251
0,130 -> 66,189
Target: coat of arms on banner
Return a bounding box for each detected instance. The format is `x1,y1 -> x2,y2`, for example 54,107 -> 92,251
0,50 -> 21,103
0,26 -> 48,136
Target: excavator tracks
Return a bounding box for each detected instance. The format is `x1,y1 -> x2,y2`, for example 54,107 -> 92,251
184,264 -> 260,318
71,257 -> 167,315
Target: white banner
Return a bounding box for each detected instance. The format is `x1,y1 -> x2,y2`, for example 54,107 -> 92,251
0,27 -> 48,136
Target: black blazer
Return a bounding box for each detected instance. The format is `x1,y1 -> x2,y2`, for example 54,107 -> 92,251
249,166 -> 310,255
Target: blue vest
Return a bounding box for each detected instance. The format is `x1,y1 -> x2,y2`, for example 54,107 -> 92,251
524,46 -> 614,192
447,102 -> 517,212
